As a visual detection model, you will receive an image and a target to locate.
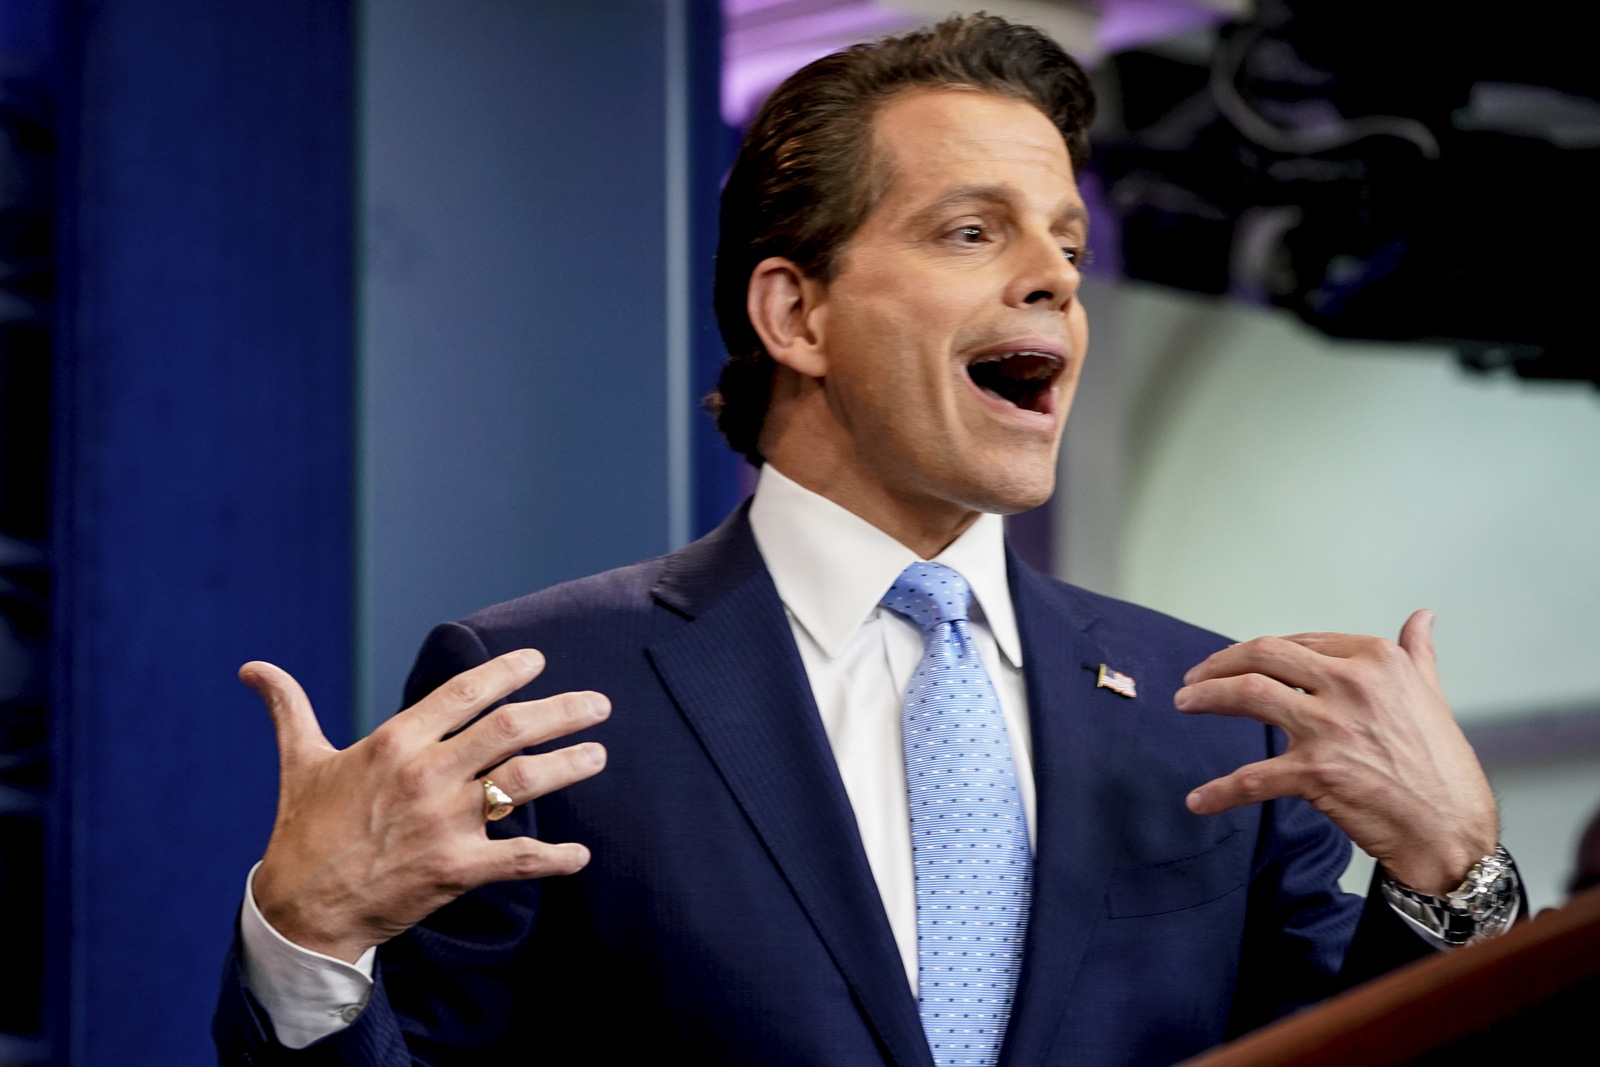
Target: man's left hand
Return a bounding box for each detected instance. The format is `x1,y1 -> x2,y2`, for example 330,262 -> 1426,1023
1176,609 -> 1497,895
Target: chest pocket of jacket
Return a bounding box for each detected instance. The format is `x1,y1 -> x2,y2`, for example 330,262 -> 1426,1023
1106,829 -> 1254,918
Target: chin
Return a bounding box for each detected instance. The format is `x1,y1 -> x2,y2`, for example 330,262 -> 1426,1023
985,484 -> 1055,516
949,458 -> 1058,516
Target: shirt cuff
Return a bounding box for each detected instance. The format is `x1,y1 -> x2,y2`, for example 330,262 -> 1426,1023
239,862 -> 377,1050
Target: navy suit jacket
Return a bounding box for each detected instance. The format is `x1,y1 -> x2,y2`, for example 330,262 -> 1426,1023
214,505 -> 1429,1066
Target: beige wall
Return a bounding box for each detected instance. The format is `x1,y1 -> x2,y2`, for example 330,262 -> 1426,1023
1057,277 -> 1600,909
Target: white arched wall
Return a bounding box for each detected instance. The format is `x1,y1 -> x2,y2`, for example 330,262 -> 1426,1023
1058,278 -> 1600,909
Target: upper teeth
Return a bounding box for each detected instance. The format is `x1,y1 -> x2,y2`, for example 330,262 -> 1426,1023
970,350 -> 1058,366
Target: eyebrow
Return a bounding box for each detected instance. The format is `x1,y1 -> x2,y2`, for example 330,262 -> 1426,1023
909,183 -> 1089,232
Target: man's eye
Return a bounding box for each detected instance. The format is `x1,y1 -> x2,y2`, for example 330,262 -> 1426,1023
953,225 -> 985,243
1064,246 -> 1094,266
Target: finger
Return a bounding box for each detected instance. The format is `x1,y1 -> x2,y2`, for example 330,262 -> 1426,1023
475,837 -> 592,884
239,661 -> 335,766
1175,672 -> 1307,730
1183,636 -> 1330,692
1277,632 -> 1380,658
482,742 -> 607,805
1185,757 -> 1300,815
1397,609 -> 1444,694
442,690 -> 610,773
402,649 -> 549,740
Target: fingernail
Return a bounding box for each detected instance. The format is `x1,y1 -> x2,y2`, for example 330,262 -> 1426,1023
1174,687 -> 1191,710
1186,790 -> 1203,813
587,694 -> 611,720
583,742 -> 606,767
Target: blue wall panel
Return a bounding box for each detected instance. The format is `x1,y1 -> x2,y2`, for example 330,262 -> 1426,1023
687,0 -> 750,538
358,0 -> 721,726
55,1 -> 354,1062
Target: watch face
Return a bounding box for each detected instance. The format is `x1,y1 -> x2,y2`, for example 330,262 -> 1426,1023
1449,848 -> 1515,906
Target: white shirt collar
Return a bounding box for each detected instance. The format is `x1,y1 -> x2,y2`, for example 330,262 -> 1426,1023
747,464 -> 1024,668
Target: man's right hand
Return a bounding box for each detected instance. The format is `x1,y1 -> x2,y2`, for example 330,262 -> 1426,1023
241,649 -> 609,964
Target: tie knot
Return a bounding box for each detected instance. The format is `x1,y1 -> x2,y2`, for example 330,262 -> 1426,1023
881,561 -> 973,634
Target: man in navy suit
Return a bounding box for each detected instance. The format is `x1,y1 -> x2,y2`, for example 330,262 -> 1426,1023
215,16 -> 1516,1065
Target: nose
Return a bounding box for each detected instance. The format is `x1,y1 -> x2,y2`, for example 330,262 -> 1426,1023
1007,228 -> 1081,313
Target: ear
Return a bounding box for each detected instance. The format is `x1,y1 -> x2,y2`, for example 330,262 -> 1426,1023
747,257 -> 829,378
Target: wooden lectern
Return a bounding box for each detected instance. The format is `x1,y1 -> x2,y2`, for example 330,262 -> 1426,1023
1179,885 -> 1600,1066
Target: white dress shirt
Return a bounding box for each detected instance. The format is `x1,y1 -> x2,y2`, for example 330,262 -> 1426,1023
748,464 -> 1035,989
239,862 -> 376,1048
238,462 -> 1032,1047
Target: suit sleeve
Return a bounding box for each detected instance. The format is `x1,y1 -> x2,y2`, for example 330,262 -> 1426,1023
1224,727 -> 1436,1037
214,621 -> 543,1065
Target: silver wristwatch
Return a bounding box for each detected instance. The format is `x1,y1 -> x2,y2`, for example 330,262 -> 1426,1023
1379,845 -> 1520,947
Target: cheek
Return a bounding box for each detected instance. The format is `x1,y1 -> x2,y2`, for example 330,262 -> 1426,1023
840,255 -> 972,339
819,259 -> 988,414
827,295 -> 947,393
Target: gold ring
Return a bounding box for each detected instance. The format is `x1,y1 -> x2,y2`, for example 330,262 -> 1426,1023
482,778 -> 515,821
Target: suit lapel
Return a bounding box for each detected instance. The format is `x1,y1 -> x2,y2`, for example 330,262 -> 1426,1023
646,509 -> 934,1067
1000,557 -> 1144,1066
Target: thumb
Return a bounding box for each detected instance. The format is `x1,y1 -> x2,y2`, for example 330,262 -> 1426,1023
239,660 -> 335,768
1397,609 -> 1443,693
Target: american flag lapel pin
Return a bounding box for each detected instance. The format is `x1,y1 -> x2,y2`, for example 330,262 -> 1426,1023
1096,663 -> 1138,699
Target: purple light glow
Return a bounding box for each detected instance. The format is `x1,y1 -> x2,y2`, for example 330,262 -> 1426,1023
1098,0 -> 1228,56
723,1 -> 1234,128
722,0 -> 914,126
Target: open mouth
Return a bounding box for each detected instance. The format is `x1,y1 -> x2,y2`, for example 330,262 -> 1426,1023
966,350 -> 1063,414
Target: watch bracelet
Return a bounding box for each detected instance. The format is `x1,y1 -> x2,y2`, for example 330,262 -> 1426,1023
1378,845 -> 1519,947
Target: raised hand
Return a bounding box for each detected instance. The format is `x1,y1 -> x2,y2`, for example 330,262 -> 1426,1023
243,649 -> 609,963
1176,610 -> 1497,896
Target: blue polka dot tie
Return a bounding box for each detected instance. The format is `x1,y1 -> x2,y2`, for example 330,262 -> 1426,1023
883,562 -> 1032,1067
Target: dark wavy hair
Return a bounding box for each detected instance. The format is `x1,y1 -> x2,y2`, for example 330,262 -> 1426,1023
705,14 -> 1096,465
